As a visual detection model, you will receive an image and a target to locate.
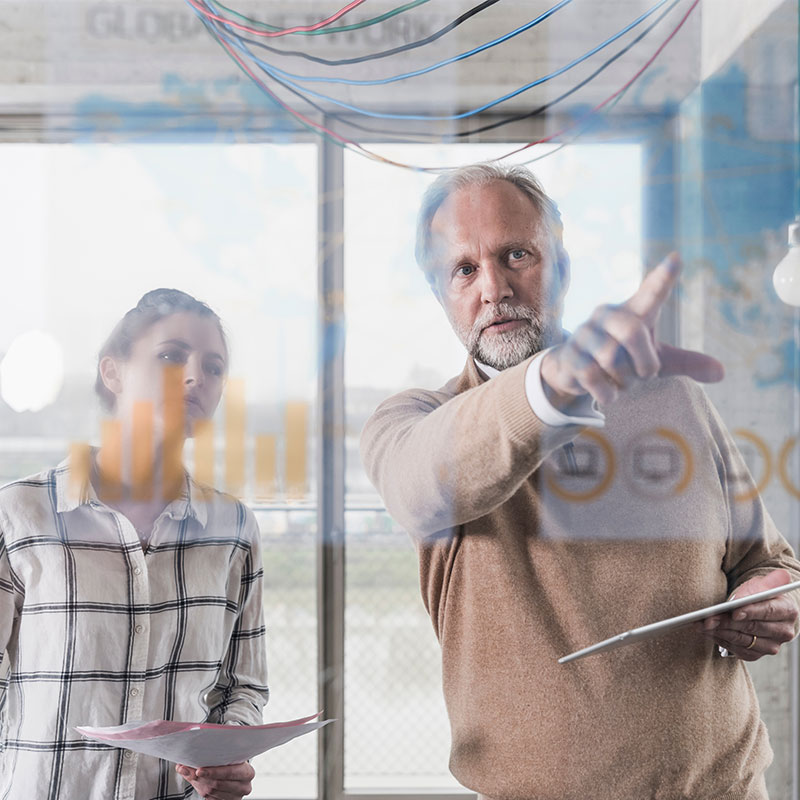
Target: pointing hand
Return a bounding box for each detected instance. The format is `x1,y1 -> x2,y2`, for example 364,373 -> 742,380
540,253 -> 724,409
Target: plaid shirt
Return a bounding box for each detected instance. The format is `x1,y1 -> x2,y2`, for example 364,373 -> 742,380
0,459 -> 269,800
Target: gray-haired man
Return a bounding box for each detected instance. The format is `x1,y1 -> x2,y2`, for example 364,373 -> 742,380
361,163 -> 799,800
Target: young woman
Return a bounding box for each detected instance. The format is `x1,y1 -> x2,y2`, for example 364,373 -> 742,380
0,289 -> 268,800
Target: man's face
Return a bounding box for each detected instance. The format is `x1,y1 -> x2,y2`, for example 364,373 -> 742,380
428,179 -> 568,370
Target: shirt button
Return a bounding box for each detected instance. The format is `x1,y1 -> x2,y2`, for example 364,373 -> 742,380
134,624 -> 144,634
124,750 -> 134,759
133,567 -> 142,576
129,688 -> 140,697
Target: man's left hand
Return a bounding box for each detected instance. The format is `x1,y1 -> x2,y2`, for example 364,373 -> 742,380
176,761 -> 255,800
698,569 -> 799,661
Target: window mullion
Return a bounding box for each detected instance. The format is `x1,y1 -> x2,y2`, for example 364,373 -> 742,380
317,130 -> 346,800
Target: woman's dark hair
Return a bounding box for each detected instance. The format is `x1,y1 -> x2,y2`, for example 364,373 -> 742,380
95,288 -> 228,412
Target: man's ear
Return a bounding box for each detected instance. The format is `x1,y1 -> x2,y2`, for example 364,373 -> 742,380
423,269 -> 443,305
99,356 -> 123,398
555,243 -> 570,304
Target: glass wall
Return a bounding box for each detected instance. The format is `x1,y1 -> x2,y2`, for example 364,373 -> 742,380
0,137 -> 644,797
2,2 -> 800,798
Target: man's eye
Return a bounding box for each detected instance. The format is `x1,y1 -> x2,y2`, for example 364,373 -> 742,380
510,249 -> 527,261
456,265 -> 475,277
206,364 -> 224,377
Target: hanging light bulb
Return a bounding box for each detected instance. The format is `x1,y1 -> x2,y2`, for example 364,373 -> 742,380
773,216 -> 800,306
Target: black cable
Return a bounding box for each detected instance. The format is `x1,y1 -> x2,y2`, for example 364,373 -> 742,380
444,0 -> 683,138
218,0 -> 503,67
256,0 -> 683,142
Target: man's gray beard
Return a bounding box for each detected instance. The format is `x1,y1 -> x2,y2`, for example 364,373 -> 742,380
457,303 -> 554,370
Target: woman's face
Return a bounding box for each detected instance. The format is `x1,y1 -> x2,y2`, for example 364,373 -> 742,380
105,312 -> 228,436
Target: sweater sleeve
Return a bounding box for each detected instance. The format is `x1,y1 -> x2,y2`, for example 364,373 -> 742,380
360,357 -> 582,537
698,388 -> 800,597
205,504 -> 270,726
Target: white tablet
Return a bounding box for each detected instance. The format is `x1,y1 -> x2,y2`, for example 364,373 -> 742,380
558,579 -> 800,664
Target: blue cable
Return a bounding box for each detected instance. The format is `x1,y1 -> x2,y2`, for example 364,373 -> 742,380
219,0 -> 574,85
214,0 -> 669,87
194,0 -> 675,121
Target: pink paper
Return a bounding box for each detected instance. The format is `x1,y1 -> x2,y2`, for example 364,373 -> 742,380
86,712 -> 322,741
76,712 -> 331,767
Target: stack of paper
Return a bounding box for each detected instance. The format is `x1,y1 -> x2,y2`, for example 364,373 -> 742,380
76,712 -> 331,767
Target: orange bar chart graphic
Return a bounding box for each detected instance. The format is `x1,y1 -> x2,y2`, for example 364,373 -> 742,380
162,364 -> 185,502
132,401 -> 154,501
225,378 -> 246,496
69,441 -> 91,499
286,401 -> 308,499
99,419 -> 123,501
192,418 -> 215,487
67,366 -> 311,503
255,434 -> 277,500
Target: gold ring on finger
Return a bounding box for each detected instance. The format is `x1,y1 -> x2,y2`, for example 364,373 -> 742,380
746,634 -> 757,650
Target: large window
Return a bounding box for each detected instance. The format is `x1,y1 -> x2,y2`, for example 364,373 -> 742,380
2,123 -> 798,800
4,0 -> 800,797
0,142 -> 319,798
0,139 -> 643,798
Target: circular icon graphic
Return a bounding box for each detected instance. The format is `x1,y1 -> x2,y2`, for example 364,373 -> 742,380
779,436 -> 800,500
622,427 -> 694,499
731,429 -> 772,503
544,429 -> 615,503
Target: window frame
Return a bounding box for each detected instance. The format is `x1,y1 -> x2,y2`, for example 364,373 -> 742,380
8,108 -> 796,800
314,112 -> 676,800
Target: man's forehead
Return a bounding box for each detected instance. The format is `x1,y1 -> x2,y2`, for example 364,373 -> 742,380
428,182 -> 549,252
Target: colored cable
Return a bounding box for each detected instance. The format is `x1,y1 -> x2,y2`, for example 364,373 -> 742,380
448,0 -> 682,139
203,17 -> 370,154
205,0 -> 671,120
499,0 -> 701,162
204,0 -> 700,172
218,0 -> 502,67
518,86 -> 629,167
186,0 -> 368,37
216,0 -> 575,86
205,0 -> 430,36
379,0 -> 700,169
251,0 -> 683,143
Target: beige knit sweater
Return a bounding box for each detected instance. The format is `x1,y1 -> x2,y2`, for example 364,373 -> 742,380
361,355 -> 800,800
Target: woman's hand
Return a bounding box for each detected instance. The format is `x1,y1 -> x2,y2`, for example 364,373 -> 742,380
176,761 -> 255,800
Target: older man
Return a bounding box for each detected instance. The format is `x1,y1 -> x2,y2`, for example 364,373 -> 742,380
360,163 -> 800,800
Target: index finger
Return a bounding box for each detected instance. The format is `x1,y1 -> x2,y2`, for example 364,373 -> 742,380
623,253 -> 681,325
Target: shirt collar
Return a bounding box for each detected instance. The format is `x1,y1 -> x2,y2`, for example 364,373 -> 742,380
475,359 -> 500,379
55,451 -> 208,528
54,455 -> 93,513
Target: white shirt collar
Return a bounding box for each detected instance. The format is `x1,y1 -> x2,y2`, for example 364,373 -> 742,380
475,359 -> 500,379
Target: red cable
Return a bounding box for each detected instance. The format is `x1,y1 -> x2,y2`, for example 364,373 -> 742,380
218,36 -> 372,157
217,0 -> 701,171
502,0 -> 701,159
187,0 -> 368,38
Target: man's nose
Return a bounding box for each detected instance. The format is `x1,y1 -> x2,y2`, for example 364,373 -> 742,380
479,262 -> 513,304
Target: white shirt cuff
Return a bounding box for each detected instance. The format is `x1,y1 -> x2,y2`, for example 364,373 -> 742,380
525,350 -> 606,428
